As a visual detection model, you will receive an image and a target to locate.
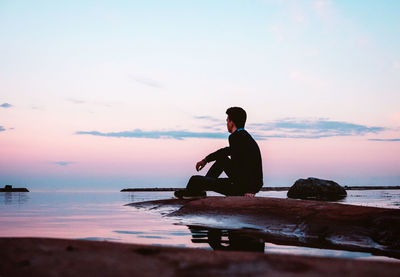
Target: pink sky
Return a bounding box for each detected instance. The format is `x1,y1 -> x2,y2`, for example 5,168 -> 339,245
1,0 -> 399,190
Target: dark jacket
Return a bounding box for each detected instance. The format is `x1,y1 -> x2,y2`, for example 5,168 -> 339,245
205,129 -> 263,194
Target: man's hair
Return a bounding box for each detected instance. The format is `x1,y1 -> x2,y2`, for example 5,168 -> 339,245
226,107 -> 247,129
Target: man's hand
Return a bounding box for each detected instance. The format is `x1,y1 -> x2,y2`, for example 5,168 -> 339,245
244,193 -> 255,197
196,159 -> 207,171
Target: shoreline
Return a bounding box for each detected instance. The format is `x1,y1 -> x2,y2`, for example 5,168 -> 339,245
121,185 -> 400,192
1,237 -> 399,277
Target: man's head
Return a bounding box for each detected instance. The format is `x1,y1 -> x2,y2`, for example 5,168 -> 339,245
226,107 -> 247,133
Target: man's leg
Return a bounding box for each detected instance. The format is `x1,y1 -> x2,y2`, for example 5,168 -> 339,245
174,175 -> 209,198
205,156 -> 233,178
175,156 -> 238,198
185,175 -> 239,195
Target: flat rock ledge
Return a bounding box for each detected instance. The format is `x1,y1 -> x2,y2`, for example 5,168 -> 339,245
128,197 -> 400,258
1,238 -> 399,277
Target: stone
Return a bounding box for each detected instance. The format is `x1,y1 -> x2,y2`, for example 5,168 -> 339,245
287,177 -> 347,200
128,196 -> 400,258
0,185 -> 29,192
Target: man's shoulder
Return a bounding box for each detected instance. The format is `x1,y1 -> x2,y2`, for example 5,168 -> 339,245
230,130 -> 255,142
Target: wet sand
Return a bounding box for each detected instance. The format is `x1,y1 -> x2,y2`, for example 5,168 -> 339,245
1,237 -> 399,277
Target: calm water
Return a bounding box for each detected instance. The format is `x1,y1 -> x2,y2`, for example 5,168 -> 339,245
1,190 -> 399,261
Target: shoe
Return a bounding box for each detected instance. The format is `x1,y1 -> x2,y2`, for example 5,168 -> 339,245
174,189 -> 206,199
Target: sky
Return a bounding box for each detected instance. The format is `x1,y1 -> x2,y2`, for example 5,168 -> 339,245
0,0 -> 399,191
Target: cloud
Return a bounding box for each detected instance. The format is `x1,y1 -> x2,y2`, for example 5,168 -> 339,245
76,129 -> 228,140
52,161 -> 75,166
131,76 -> 163,88
247,118 -> 385,139
0,103 -> 12,108
193,115 -> 221,122
75,119 -> 386,141
201,125 -> 225,131
368,139 -> 400,142
66,98 -> 113,108
194,116 -> 226,130
0,126 -> 5,132
32,106 -> 45,111
66,98 -> 85,104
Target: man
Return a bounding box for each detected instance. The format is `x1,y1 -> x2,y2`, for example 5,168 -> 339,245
175,107 -> 263,199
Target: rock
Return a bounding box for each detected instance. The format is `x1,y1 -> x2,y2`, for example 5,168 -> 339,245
0,185 -> 29,192
129,197 -> 400,258
287,177 -> 347,200
1,238 -> 400,277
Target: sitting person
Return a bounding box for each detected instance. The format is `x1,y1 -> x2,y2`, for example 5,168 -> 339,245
175,107 -> 263,198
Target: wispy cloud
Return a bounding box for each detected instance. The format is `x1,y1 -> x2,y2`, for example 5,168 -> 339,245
0,126 -> 5,132
76,129 -> 228,140
32,106 -> 46,111
131,76 -> 163,88
368,139 -> 400,142
66,98 -> 85,104
195,116 -> 384,139
248,118 -> 384,139
0,103 -> 12,108
52,161 -> 75,166
75,119 -> 386,141
66,98 -> 113,108
194,115 -> 226,131
193,115 -> 221,122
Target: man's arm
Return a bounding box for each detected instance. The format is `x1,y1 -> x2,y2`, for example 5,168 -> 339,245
195,147 -> 231,172
205,147 -> 230,163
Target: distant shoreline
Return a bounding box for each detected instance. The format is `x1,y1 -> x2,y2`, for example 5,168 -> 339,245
121,185 -> 400,192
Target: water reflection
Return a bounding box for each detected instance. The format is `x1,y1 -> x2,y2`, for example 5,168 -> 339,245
0,192 -> 30,205
188,226 -> 265,252
186,225 -> 400,260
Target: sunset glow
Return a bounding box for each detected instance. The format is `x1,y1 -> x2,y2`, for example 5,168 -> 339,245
1,0 -> 399,190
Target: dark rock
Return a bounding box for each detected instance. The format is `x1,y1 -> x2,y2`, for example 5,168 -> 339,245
0,185 -> 29,192
287,177 -> 347,200
130,196 -> 400,258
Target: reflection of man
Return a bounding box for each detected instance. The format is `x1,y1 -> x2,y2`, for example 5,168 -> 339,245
175,107 -> 263,198
188,226 -> 265,252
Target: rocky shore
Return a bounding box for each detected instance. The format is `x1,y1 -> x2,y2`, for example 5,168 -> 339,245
129,196 -> 400,259
1,238 -> 399,277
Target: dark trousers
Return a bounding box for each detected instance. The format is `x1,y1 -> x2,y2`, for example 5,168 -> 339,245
186,156 -> 243,196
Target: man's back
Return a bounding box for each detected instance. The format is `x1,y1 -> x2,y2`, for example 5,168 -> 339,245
229,130 -> 263,193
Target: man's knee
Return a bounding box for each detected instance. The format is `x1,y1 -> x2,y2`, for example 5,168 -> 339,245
188,175 -> 203,184
187,175 -> 204,189
187,175 -> 217,191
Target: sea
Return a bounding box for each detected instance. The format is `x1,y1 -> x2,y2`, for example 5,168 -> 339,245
1,190 -> 399,261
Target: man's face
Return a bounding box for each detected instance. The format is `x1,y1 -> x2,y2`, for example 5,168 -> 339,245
226,116 -> 234,133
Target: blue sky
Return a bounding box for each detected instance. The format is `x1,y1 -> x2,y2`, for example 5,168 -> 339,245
0,0 -> 399,190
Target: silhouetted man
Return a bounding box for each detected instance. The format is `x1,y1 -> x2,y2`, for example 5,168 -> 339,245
175,107 -> 263,198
